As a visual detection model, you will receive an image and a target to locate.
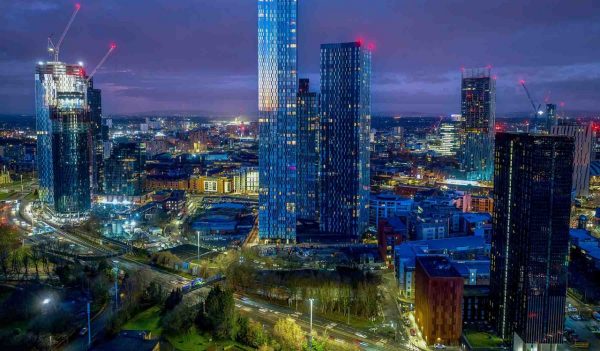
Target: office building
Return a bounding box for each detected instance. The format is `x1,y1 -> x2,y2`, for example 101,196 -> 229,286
551,122 -> 593,197
297,78 -> 320,221
257,0 -> 298,242
319,41 -> 371,240
103,141 -> 146,197
415,255 -> 464,346
459,68 -> 495,181
35,61 -> 91,216
490,133 -> 574,350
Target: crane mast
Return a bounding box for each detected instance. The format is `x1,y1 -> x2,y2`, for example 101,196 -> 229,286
48,3 -> 81,61
87,44 -> 117,82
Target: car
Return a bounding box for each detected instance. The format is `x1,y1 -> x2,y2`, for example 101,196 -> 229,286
79,327 -> 88,336
434,344 -> 446,349
410,328 -> 416,336
354,332 -> 367,339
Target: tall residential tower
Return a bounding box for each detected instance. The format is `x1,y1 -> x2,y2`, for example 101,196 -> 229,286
35,61 -> 92,216
490,132 -> 573,350
296,78 -> 320,221
257,0 -> 298,242
319,42 -> 371,240
459,68 -> 495,181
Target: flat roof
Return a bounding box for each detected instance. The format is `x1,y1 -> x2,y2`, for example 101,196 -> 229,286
417,255 -> 462,278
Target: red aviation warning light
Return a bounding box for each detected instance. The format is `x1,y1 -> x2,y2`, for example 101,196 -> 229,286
87,43 -> 117,82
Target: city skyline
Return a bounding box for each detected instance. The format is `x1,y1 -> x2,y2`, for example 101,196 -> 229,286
1,0 -> 599,115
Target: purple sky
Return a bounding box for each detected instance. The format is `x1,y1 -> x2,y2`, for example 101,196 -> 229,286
1,0 -> 599,116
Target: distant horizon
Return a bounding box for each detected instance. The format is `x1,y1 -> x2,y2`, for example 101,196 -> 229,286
1,1 -> 599,115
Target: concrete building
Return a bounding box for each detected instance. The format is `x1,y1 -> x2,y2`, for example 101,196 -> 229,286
370,193 -> 414,227
394,235 -> 490,298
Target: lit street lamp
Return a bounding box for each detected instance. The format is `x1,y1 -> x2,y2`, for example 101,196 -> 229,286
112,260 -> 119,309
308,298 -> 314,350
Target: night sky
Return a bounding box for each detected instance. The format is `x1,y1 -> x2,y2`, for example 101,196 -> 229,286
1,0 -> 599,116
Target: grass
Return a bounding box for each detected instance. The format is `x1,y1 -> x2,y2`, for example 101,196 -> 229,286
122,307 -> 254,351
0,191 -> 15,201
167,329 -> 253,351
463,330 -> 504,348
123,306 -> 163,336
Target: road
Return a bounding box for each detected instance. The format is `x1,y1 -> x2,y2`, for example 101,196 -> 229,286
236,295 -> 419,351
558,295 -> 600,351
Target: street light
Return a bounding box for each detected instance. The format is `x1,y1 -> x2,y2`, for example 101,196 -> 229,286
308,298 -> 314,350
112,260 -> 119,309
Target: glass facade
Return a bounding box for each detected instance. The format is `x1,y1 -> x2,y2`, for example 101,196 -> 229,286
88,80 -> 105,194
459,68 -> 495,181
490,132 -> 573,346
103,141 -> 146,196
296,78 -> 320,221
319,42 -> 371,240
36,62 -> 92,215
257,0 -> 298,241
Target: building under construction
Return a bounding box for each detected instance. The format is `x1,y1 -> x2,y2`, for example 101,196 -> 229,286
35,4 -> 115,218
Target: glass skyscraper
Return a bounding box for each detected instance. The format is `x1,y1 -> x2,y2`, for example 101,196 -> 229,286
257,0 -> 298,242
296,78 -> 320,221
490,132 -> 573,349
319,42 -> 371,240
88,79 -> 105,195
103,141 -> 146,197
459,68 -> 495,181
36,62 -> 92,216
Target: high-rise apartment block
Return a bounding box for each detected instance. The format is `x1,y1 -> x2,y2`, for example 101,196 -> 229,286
257,0 -> 298,242
490,132 -> 573,350
296,78 -> 320,221
459,68 -> 495,181
551,122 -> 593,197
319,42 -> 371,240
35,61 -> 92,216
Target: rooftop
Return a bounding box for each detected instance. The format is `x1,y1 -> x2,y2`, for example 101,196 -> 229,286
417,255 -> 462,278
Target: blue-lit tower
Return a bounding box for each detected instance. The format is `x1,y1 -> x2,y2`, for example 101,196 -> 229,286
257,0 -> 298,242
297,79 -> 320,221
319,42 -> 372,240
35,61 -> 92,216
459,68 -> 495,181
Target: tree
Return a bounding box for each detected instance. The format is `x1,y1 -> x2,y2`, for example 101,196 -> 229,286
273,317 -> 305,351
164,288 -> 183,311
162,301 -> 196,335
198,285 -> 237,340
144,281 -> 164,305
237,317 -> 269,348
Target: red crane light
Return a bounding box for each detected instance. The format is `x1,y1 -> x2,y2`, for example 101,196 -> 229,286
75,3 -> 81,10
110,42 -> 117,50
519,79 -> 526,85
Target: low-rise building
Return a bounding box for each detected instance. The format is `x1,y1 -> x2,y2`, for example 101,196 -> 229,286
415,255 -> 464,346
394,236 -> 490,298
370,192 -> 414,227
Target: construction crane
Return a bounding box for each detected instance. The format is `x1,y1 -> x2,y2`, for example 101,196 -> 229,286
47,3 -> 81,61
86,43 -> 117,82
519,80 -> 544,131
